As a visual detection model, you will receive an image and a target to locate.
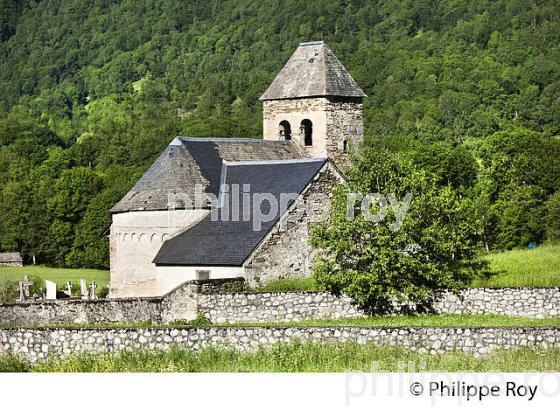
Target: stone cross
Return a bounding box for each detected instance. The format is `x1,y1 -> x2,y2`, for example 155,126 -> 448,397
89,281 -> 97,300
65,281 -> 73,297
18,276 -> 33,302
80,279 -> 88,300
18,281 -> 24,302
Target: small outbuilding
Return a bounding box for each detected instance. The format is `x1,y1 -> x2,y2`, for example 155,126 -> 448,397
0,252 -> 23,267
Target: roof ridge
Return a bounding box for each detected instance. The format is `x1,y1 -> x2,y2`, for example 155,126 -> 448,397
299,40 -> 324,47
177,137 -> 295,144
223,158 -> 327,166
112,136 -> 307,213
320,43 -> 329,96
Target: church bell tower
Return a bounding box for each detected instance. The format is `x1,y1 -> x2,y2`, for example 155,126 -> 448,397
260,41 -> 366,163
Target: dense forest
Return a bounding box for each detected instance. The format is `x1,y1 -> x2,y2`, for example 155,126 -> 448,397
0,0 -> 559,268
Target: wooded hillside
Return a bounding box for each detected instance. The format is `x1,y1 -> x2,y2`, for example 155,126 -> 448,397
0,0 -> 559,267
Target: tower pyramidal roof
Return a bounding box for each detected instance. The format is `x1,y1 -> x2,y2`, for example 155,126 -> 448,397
260,41 -> 366,101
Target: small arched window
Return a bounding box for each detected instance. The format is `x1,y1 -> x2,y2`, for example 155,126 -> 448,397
301,119 -> 313,146
279,120 -> 292,140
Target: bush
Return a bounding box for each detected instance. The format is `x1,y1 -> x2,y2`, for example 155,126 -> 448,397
545,192 -> 560,242
168,319 -> 189,327
310,148 -> 484,313
0,275 -> 43,303
252,277 -> 317,292
0,354 -> 32,372
97,286 -> 109,299
188,314 -> 212,327
0,280 -> 18,303
168,314 -> 212,328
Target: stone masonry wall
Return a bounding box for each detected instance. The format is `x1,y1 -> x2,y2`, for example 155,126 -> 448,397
262,97 -> 363,164
0,286 -> 558,327
244,164 -> 339,286
196,292 -> 363,324
432,287 -> 560,317
0,298 -> 163,327
196,287 -> 560,324
325,98 -> 363,165
0,261 -> 23,267
1,326 -> 558,363
262,98 -> 329,158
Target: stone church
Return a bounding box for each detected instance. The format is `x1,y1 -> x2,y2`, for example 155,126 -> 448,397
108,41 -> 366,298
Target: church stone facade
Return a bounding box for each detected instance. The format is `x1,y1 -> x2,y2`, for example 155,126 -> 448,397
108,41 -> 366,298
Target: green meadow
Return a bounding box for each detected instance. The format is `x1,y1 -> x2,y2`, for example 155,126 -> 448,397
475,244 -> 560,287
0,344 -> 558,372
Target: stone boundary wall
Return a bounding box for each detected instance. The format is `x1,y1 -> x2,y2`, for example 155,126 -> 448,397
0,326 -> 558,363
195,291 -> 363,323
0,285 -> 559,327
0,298 -> 163,327
432,288 -> 560,318
195,287 -> 560,323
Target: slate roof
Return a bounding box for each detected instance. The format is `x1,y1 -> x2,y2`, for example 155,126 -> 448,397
0,252 -> 23,263
111,138 -> 305,213
153,158 -> 327,266
260,41 -> 366,101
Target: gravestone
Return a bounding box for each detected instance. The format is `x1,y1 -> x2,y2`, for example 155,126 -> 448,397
89,281 -> 97,300
64,281 -> 73,297
45,281 -> 57,300
80,279 -> 88,300
18,276 -> 33,302
18,282 -> 24,302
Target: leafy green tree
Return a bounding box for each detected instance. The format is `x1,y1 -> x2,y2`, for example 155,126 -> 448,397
491,184 -> 546,250
409,142 -> 478,191
47,167 -> 104,223
310,148 -> 483,312
474,129 -> 560,249
544,192 -> 560,242
67,166 -> 139,268
66,191 -> 112,269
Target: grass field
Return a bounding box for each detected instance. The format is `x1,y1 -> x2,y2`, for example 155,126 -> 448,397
1,314 -> 558,330
0,265 -> 109,298
232,314 -> 560,328
253,244 -> 560,291
474,244 -> 560,287
0,343 -> 558,372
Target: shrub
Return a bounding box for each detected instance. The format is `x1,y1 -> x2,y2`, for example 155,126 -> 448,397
545,192 -> 560,242
97,285 -> 109,299
310,148 -> 484,313
0,280 -> 18,303
188,314 -> 212,327
252,277 -> 317,292
168,314 -> 212,328
0,275 -> 43,303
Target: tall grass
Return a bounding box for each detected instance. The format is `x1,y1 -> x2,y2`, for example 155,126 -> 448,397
475,244 -> 560,287
1,343 -> 558,372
